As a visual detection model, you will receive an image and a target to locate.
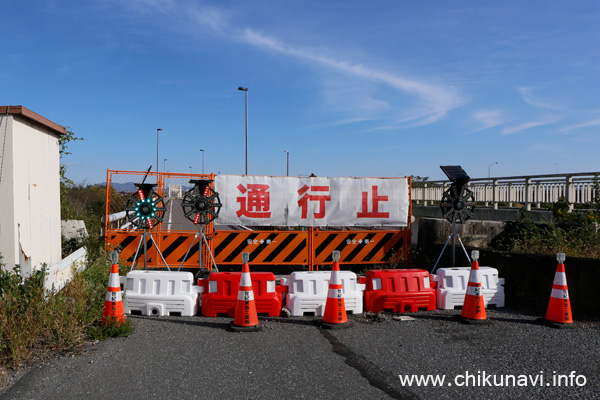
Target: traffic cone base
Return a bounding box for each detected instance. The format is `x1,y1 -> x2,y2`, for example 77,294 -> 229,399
538,317 -> 576,329
455,314 -> 492,325
229,321 -> 262,332
316,319 -> 354,330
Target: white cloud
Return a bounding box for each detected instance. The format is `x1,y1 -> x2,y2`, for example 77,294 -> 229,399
559,118 -> 600,133
121,0 -> 465,127
502,118 -> 560,135
472,110 -> 502,131
240,29 -> 463,125
519,87 -> 563,111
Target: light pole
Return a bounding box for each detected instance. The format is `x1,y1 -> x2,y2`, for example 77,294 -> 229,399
200,149 -> 205,174
163,158 -> 167,172
284,150 -> 289,176
488,162 -> 498,179
156,128 -> 163,172
238,86 -> 248,175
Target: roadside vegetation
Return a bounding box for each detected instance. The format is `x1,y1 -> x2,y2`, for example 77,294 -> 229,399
0,131 -> 133,385
490,174 -> 600,259
0,241 -> 134,385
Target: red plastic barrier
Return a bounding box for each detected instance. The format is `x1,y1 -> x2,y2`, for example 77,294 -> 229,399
364,269 -> 435,313
200,272 -> 284,317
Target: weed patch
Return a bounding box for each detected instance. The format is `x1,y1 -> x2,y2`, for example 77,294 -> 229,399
0,249 -> 134,375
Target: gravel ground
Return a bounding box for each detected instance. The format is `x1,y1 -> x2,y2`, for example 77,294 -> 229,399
337,307 -> 600,399
1,307 -> 598,400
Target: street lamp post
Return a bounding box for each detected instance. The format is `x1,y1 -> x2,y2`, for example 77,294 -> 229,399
156,128 -> 163,172
163,158 -> 167,172
488,162 -> 498,179
284,150 -> 289,176
200,149 -> 205,174
238,87 -> 248,175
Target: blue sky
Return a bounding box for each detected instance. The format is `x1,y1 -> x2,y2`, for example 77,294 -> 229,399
2,0 -> 599,184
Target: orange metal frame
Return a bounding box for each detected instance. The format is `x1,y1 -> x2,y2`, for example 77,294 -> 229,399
104,170 -> 412,271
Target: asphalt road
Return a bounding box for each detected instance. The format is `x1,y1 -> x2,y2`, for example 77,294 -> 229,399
2,308 -> 598,400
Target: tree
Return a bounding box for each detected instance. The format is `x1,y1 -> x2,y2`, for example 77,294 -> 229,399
58,128 -> 83,218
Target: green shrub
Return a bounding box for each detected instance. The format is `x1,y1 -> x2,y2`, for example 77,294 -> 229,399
0,245 -> 134,371
491,208 -> 600,258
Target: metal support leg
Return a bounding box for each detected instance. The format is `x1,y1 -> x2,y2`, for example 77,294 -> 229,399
451,225 -> 456,267
456,234 -> 471,265
130,230 -> 170,271
199,225 -> 204,272
178,233 -> 199,271
203,233 -> 218,272
431,234 -> 452,273
431,232 -> 472,273
143,230 -> 148,270
178,225 -> 219,275
130,230 -> 146,270
148,233 -> 171,271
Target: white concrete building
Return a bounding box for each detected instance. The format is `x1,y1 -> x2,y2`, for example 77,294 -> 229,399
0,106 -> 66,275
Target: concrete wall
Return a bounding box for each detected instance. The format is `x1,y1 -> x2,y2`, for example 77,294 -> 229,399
0,110 -> 62,274
414,218 -> 600,318
45,247 -> 87,291
417,217 -> 505,250
413,204 -> 552,222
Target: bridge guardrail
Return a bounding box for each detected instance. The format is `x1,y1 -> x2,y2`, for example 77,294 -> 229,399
412,172 -> 599,211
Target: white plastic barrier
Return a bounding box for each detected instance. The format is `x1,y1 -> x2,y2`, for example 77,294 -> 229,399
120,271 -> 203,317
432,267 -> 505,310
281,271 -> 365,317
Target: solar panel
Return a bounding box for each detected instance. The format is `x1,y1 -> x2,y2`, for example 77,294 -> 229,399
440,165 -> 470,182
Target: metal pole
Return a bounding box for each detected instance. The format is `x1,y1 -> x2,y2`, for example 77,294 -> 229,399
156,128 -> 163,172
284,150 -> 289,176
488,161 -> 497,179
238,87 -> 248,175
245,90 -> 248,175
143,230 -> 148,270
451,224 -> 456,267
199,224 -> 204,271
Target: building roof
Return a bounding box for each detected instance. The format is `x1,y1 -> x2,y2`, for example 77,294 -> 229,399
0,105 -> 67,136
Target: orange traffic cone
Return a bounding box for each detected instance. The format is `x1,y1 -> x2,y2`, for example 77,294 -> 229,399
229,252 -> 261,332
102,252 -> 126,326
318,251 -> 352,329
541,253 -> 574,328
457,250 -> 489,324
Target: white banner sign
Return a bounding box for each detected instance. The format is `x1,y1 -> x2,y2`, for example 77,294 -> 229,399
214,175 -> 409,227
